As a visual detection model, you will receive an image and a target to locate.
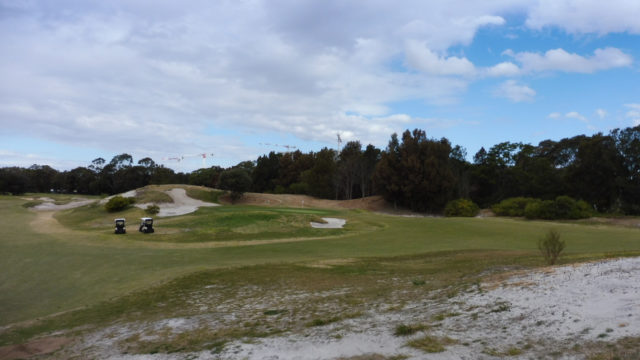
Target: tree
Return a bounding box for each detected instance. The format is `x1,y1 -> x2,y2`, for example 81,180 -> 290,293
611,125 -> 640,214
108,153 -> 133,170
301,148 -> 337,199
137,157 -> 156,168
252,152 -> 281,192
0,167 -> 30,194
218,168 -> 252,203
189,166 -> 223,188
375,129 -> 457,212
360,144 -> 381,198
336,141 -> 363,200
566,133 -> 624,212
88,157 -> 105,173
26,165 -> 58,193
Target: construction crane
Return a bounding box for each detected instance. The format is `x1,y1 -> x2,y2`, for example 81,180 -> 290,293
259,143 -> 298,151
259,143 -> 298,160
163,153 -> 214,168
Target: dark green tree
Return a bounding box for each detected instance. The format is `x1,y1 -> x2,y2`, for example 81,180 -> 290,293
375,129 -> 457,212
219,168 -> 252,203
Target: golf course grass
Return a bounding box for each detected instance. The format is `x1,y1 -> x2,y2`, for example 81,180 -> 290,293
1,191 -> 640,351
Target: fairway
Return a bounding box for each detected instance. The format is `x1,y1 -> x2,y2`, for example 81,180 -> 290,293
1,190 -> 640,358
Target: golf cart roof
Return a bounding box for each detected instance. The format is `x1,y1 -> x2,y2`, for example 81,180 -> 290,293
141,217 -> 153,221
115,218 -> 125,221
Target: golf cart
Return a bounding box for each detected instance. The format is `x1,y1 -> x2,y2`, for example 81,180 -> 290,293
114,218 -> 126,234
139,217 -> 154,233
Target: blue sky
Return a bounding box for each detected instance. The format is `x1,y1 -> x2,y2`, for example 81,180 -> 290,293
1,0 -> 640,171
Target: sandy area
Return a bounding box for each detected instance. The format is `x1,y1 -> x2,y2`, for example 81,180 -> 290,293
53,256 -> 640,359
0,337 -> 70,360
135,188 -> 219,217
97,187 -> 219,217
32,198 -> 95,211
310,218 -> 347,229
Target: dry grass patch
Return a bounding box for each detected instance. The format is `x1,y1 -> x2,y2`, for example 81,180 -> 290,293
407,335 -> 458,353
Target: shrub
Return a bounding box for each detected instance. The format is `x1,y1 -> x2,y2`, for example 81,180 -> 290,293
524,196 -> 592,220
524,199 -> 553,219
104,196 -> 135,212
288,182 -> 309,195
145,204 -> 160,215
538,229 -> 565,265
444,199 -> 479,217
492,197 -> 537,217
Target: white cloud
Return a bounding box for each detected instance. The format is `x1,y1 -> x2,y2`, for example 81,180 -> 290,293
1,0 -> 639,168
595,109 -> 607,119
494,80 -> 536,102
625,104 -> 640,126
486,62 -> 521,77
405,41 -> 476,76
505,47 -> 633,74
548,112 -> 562,119
565,111 -> 588,122
526,0 -> 640,34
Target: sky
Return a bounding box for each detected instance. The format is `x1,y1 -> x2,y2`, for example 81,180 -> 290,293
1,0 -> 640,172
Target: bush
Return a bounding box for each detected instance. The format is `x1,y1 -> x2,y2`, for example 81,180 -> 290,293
288,182 -> 309,195
538,229 -> 565,265
492,197 -> 537,217
145,204 -> 160,215
104,196 -> 135,212
444,199 -> 479,217
524,196 -> 592,220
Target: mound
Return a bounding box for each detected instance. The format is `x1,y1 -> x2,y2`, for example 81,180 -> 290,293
138,188 -> 219,217
221,192 -> 391,212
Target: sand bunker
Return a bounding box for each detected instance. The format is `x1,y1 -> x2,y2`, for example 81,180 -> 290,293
32,198 -> 95,211
310,217 -> 346,228
98,190 -> 137,205
136,188 -> 219,217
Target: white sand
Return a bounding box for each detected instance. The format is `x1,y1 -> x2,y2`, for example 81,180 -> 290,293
135,188 -> 219,217
98,190 -> 137,204
310,217 -> 346,228
32,198 -> 95,211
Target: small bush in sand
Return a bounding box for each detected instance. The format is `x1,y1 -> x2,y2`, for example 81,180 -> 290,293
407,335 -> 458,353
105,196 -> 135,212
394,323 -> 427,336
538,229 -> 565,265
145,204 -> 160,215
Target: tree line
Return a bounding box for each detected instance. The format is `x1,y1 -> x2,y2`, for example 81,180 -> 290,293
2,125 -> 639,214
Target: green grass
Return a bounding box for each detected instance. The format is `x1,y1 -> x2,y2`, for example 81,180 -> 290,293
185,187 -> 223,203
2,191 -> 640,348
135,188 -> 173,203
54,202 -> 357,243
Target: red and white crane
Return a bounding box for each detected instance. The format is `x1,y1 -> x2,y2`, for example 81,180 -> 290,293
163,153 -> 214,168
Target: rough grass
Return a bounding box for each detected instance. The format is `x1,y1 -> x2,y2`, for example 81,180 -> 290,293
135,189 -> 173,203
185,187 -> 222,203
407,335 -> 458,353
394,323 -> 428,336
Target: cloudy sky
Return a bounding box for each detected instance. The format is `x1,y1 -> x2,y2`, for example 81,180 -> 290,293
1,0 -> 639,171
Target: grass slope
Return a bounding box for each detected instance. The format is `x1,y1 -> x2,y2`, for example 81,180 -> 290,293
1,192 -> 640,347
